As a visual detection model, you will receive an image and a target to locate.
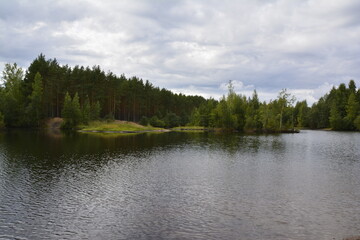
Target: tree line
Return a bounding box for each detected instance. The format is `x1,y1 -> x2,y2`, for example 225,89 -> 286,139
0,54 -> 359,131
0,54 -> 205,128
189,80 -> 360,131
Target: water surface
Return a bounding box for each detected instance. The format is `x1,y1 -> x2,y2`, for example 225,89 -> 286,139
0,130 -> 359,239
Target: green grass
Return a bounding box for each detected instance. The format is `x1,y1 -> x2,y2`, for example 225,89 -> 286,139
172,126 -> 210,132
80,131 -> 141,138
79,120 -> 162,132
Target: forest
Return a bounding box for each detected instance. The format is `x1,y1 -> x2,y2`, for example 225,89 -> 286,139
0,54 -> 359,131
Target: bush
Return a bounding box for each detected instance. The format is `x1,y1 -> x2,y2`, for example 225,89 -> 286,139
164,112 -> 180,128
139,116 -> 149,126
61,92 -> 82,128
104,113 -> 115,122
149,116 -> 165,128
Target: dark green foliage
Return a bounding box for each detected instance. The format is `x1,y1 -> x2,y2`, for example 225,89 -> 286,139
61,92 -> 72,128
61,92 -> 82,128
139,116 -> 149,126
149,116 -> 165,128
189,98 -> 217,127
294,101 -> 309,128
354,116 -> 360,130
245,90 -> 262,130
164,112 -> 180,128
329,103 -> 344,130
342,92 -> 359,130
1,63 -> 26,127
82,97 -> 91,124
20,54 -> 206,122
308,97 -> 329,129
0,112 -> 4,129
72,93 -> 82,125
26,72 -> 43,126
259,102 -> 278,131
90,101 -> 101,121
104,113 -> 115,122
209,82 -> 247,130
0,56 -> 358,131
305,80 -> 359,130
349,80 -> 356,94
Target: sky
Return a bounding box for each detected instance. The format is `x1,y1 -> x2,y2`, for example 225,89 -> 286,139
1,0 -> 360,104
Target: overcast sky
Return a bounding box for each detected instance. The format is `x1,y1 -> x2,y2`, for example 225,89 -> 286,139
1,0 -> 359,104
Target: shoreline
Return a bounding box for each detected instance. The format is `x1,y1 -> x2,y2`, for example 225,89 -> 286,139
78,129 -> 170,134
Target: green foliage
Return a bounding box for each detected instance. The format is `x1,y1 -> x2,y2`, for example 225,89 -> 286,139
189,108 -> 201,126
82,97 -> 91,124
0,56 -> 358,132
72,93 -> 82,124
0,112 -> 5,129
61,92 -> 73,128
345,93 -> 359,122
18,54 -> 206,122
259,101 -> 279,131
245,90 -> 262,130
26,72 -> 43,126
139,116 -> 149,126
61,92 -> 82,128
294,101 -> 309,128
329,104 -> 344,130
104,113 -> 115,122
277,89 -> 296,130
349,80 -> 356,94
1,63 -> 26,127
163,112 -> 180,128
308,97 -> 329,129
90,101 -> 101,121
208,82 -> 247,130
149,116 -> 165,128
212,98 -> 235,129
354,115 -> 360,130
189,98 -> 217,127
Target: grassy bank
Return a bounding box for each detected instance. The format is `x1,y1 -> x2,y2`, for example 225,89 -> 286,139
171,126 -> 212,132
78,120 -> 165,133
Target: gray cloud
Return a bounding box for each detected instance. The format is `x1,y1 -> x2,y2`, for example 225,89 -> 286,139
1,0 -> 359,104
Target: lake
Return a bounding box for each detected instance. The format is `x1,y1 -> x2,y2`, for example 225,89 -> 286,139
0,130 -> 359,240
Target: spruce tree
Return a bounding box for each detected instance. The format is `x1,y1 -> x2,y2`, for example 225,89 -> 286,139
90,101 -> 101,120
344,93 -> 360,130
82,96 -> 91,124
27,72 -> 43,126
71,92 -> 82,126
61,92 -> 73,128
329,103 -> 343,130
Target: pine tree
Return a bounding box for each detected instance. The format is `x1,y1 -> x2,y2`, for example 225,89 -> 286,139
82,96 -> 91,124
344,93 -> 360,130
61,92 -> 73,128
61,92 -> 81,128
90,101 -> 101,120
27,72 -> 43,126
245,90 -> 261,131
329,103 -> 343,130
71,92 -> 82,126
354,116 -> 360,130
2,63 -> 26,127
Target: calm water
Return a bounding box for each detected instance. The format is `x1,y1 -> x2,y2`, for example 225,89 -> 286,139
0,130 -> 359,240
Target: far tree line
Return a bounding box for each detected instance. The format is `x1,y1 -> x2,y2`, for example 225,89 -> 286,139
0,54 -> 359,131
189,80 -> 360,131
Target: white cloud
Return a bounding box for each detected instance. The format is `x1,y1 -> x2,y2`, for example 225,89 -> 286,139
0,0 -> 359,104
288,82 -> 334,105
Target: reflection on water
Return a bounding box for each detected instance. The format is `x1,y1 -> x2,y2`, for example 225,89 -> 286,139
0,130 -> 359,240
